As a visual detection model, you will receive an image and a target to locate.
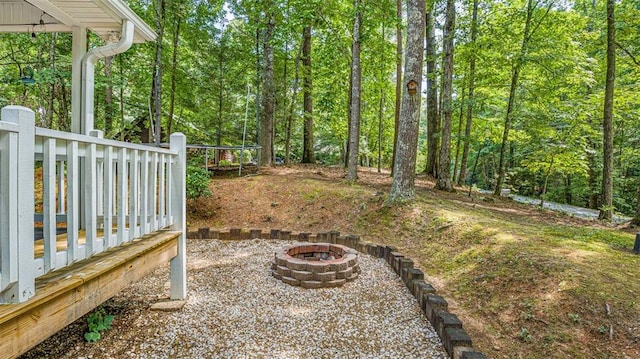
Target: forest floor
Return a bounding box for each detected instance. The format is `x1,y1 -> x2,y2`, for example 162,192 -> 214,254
188,164 -> 640,358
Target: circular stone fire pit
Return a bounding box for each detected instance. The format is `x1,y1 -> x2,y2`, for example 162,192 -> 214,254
271,243 -> 359,288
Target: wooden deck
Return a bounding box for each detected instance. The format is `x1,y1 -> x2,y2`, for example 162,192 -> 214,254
0,230 -> 181,359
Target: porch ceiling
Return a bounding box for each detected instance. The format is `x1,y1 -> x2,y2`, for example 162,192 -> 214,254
0,0 -> 156,43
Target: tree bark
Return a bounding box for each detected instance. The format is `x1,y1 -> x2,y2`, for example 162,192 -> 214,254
425,5 -> 439,177
387,0 -> 426,203
168,16 -> 181,139
453,78 -> 466,183
260,13 -> 276,166
302,26 -> 316,163
346,0 -> 362,182
391,0 -> 403,176
435,0 -> 456,192
47,33 -> 57,129
285,43 -> 302,165
600,0 -> 615,221
104,56 -> 113,136
459,0 -> 479,186
151,0 -> 165,145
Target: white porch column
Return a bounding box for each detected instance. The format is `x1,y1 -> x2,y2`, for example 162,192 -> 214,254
169,132 -> 187,300
71,26 -> 87,134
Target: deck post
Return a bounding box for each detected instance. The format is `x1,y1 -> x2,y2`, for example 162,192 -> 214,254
169,132 -> 187,299
0,106 -> 35,303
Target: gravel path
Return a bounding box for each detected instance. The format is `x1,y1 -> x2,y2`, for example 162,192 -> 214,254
22,239 -> 447,359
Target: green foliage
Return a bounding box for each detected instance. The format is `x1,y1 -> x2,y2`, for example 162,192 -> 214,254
84,307 -> 115,342
519,327 -> 533,343
3,0 -> 640,214
218,160 -> 232,167
186,166 -> 212,201
569,313 -> 580,324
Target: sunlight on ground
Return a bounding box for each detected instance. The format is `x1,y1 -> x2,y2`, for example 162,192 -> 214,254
492,232 -> 518,244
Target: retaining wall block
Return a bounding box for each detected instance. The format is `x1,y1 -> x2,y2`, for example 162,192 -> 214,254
218,231 -> 229,240
281,231 -> 291,240
345,235 -> 360,249
230,228 -> 242,239
398,258 -> 414,282
460,351 -> 488,359
317,233 -> 329,242
270,229 -> 281,239
424,294 -> 449,325
413,281 -> 437,307
433,309 -> 463,341
376,245 -> 385,258
187,231 -> 198,239
298,233 -> 310,242
329,230 -> 340,244
250,229 -> 262,239
198,227 -> 210,239
389,252 -> 404,273
384,245 -> 397,263
366,243 -> 377,256
444,327 -> 473,359
405,268 -> 425,289
211,230 -> 220,239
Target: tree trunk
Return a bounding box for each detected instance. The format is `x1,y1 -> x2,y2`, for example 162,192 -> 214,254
494,0 -> 536,195
387,0 -> 426,203
453,78 -> 466,183
151,0 -> 165,146
346,0 -> 362,181
302,26 -> 316,164
104,56 -> 113,136
255,28 -> 262,145
435,0 -> 456,192
47,33 -> 57,129
540,154 -> 555,207
425,5 -> 439,177
345,57 -> 353,168
285,43 -> 302,165
217,38 -> 224,148
459,0 -> 479,186
599,0 -> 615,221
633,187 -> 640,225
260,13 -> 275,167
565,174 -> 573,204
391,0 -> 403,176
168,16 -> 181,138
151,0 -> 165,145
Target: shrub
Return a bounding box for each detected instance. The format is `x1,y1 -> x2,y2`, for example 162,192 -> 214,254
186,166 -> 212,201
218,159 -> 232,167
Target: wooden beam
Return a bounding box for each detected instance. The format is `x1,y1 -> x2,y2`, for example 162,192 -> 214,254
0,230 -> 180,359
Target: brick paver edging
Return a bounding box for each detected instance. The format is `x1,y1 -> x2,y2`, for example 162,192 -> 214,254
188,228 -> 487,359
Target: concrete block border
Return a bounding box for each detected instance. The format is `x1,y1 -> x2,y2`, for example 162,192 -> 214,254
188,228 -> 487,359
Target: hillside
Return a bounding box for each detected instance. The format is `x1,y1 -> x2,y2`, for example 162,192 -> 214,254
190,165 -> 640,358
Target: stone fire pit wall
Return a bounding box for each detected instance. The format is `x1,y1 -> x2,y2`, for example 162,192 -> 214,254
271,243 -> 359,289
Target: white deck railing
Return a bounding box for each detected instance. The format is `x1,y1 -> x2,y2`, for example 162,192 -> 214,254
0,105 -> 186,303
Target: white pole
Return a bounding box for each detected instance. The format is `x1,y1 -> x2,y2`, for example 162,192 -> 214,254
239,83 -> 251,177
